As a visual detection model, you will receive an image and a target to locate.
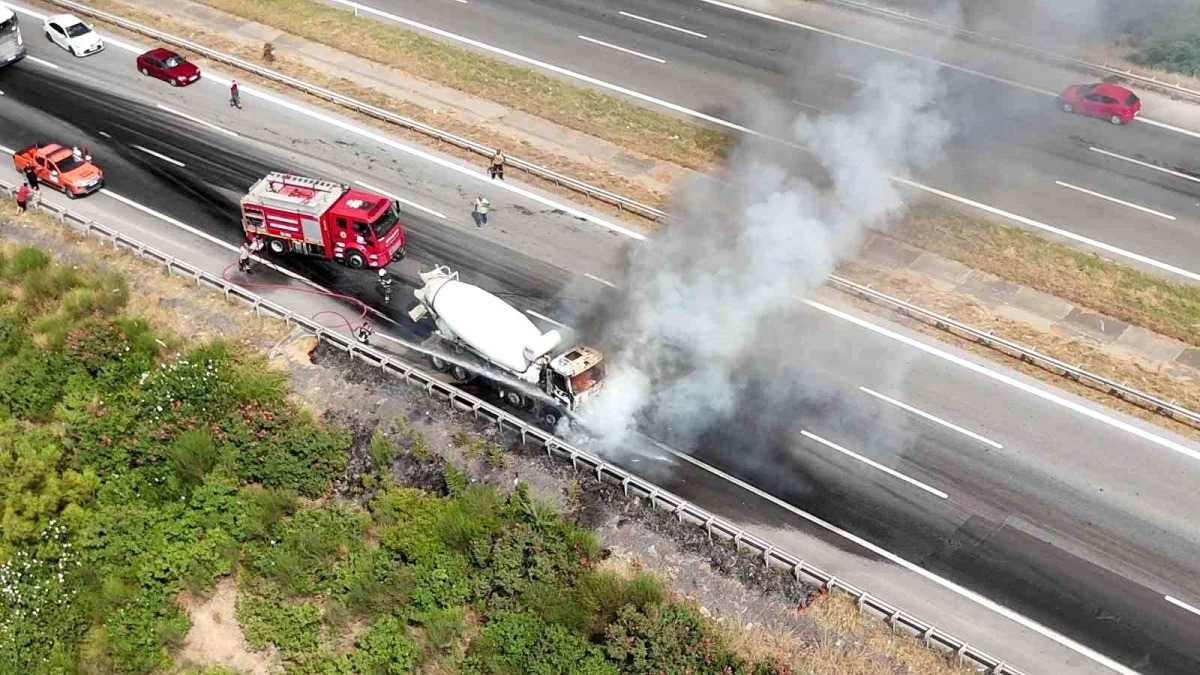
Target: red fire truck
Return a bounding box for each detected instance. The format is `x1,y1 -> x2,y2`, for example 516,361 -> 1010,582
240,172 -> 406,269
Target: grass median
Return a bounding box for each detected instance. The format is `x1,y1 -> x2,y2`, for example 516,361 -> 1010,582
65,0 -> 1200,349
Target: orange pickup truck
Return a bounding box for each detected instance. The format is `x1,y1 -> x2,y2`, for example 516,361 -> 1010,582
12,143 -> 104,198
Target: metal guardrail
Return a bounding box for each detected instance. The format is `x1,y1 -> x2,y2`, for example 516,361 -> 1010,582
0,180 -> 1022,674
827,274 -> 1200,431
824,0 -> 1200,103
42,0 -> 668,223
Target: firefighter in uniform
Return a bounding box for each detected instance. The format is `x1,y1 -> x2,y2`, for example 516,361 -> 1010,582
354,322 -> 374,345
377,268 -> 394,304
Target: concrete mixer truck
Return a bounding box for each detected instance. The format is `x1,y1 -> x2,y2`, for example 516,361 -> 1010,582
408,265 -> 605,427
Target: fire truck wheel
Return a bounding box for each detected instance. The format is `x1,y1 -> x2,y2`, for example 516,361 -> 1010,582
345,251 -> 366,269
541,409 -> 561,428
451,365 -> 474,383
267,238 -> 286,254
429,355 -> 448,372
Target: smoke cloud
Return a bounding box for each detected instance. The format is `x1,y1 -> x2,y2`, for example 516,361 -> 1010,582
577,57 -> 952,455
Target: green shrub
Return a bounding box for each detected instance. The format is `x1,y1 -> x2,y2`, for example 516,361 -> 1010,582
331,549 -> 414,620
237,595 -> 324,657
237,486 -> 299,541
410,552 -> 474,611
1132,7 -> 1200,75
167,428 -> 220,488
0,312 -> 26,358
0,350 -> 75,419
603,602 -> 742,674
9,246 -> 49,276
0,422 -> 99,548
374,488 -> 450,564
369,429 -> 399,472
242,507 -> 368,598
465,611 -> 616,675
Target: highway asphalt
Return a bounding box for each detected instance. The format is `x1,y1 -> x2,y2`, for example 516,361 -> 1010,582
3,11 -> 1200,673
346,0 -> 1200,284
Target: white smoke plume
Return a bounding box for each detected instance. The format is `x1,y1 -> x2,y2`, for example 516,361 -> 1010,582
579,57 -> 951,453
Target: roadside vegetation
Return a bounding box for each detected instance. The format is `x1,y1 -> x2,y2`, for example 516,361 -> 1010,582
0,242 -> 804,673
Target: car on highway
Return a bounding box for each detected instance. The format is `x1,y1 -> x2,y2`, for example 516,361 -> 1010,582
42,13 -> 103,57
12,143 -> 104,199
136,47 -> 200,87
1058,82 -> 1141,125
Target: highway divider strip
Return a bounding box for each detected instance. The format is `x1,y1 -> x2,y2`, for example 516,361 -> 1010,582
0,178 -> 1024,675
40,0 -> 1200,438
42,0 -> 668,223
821,0 -> 1200,104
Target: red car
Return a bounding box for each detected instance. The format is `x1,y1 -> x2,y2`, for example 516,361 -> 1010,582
136,47 -> 200,87
1058,82 -> 1141,125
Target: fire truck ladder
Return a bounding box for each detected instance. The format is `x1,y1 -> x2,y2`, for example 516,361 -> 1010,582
265,172 -> 346,199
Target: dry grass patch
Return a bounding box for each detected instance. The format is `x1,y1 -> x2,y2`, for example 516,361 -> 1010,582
2,211 -> 288,350
890,204 -> 1200,347
839,261 -> 1200,439
723,593 -> 977,675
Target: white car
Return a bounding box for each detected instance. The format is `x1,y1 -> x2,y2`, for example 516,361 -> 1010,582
43,14 -> 103,57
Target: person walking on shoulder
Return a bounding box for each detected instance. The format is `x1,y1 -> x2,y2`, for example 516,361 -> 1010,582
489,149 -> 505,180
471,195 -> 490,228
14,185 -> 30,216
230,80 -> 242,109
23,163 -> 38,193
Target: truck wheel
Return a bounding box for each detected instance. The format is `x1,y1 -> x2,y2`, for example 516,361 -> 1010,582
540,408 -> 561,428
451,365 -> 474,383
429,354 -> 449,372
268,238 -> 286,254
66,189 -> 78,200
345,251 -> 366,269
499,389 -> 523,408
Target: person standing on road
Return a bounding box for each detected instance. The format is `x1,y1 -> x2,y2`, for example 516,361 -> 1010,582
489,149 -> 505,180
230,80 -> 242,109
14,185 -> 31,216
238,241 -> 254,274
471,195 -> 490,228
23,164 -> 38,193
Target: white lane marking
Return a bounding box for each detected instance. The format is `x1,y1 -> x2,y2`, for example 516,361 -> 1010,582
618,10 -> 709,38
800,429 -> 949,499
1055,180 -> 1176,221
1166,595 -> 1200,617
26,55 -> 60,70
155,104 -> 240,138
133,144 -> 185,167
860,386 -> 1003,449
354,180 -> 446,219
578,35 -> 666,63
836,73 -> 864,84
652,440 -> 1138,675
696,0 -> 1055,96
893,177 -> 1200,282
98,131 -> 112,138
0,143 -> 12,154
585,272 -> 618,288
525,309 -> 571,329
0,89 -> 5,96
1089,147 -> 1200,185
803,296 -> 1200,465
1140,118 -> 1200,141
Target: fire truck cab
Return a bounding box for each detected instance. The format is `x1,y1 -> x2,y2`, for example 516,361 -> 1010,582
240,172 -> 406,269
